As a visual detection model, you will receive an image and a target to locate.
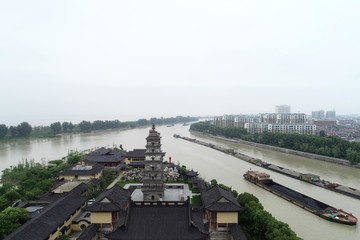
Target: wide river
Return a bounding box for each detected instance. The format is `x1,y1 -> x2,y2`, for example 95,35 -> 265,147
0,124 -> 359,240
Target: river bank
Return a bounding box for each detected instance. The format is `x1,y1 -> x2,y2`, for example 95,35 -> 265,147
190,130 -> 360,168
1,125 -> 359,239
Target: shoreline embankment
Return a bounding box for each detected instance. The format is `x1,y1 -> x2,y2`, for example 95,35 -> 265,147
190,130 -> 360,168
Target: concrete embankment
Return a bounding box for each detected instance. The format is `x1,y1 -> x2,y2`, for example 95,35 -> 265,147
174,134 -> 261,165
190,131 -> 358,168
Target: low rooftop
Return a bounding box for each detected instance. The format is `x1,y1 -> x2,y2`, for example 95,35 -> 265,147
106,203 -> 208,240
126,184 -> 192,202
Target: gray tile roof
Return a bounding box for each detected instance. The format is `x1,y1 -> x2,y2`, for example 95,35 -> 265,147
126,149 -> 146,158
86,185 -> 132,212
106,204 -> 208,240
186,170 -> 199,177
201,185 -> 244,212
77,224 -> 99,240
5,184 -> 88,240
230,224 -> 248,240
84,148 -> 123,163
59,163 -> 104,177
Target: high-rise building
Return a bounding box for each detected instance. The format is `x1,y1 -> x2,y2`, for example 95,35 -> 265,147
326,110 -> 336,119
212,115 -> 234,128
142,124 -> 165,201
275,105 -> 291,113
312,110 -> 325,119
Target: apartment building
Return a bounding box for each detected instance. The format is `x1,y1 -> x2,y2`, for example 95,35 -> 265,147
213,113 -> 315,135
260,113 -> 307,124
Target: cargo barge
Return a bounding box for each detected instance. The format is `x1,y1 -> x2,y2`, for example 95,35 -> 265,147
174,134 -> 360,200
243,170 -> 357,225
260,162 -> 360,200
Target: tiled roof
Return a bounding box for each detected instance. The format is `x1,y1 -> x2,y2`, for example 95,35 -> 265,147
84,148 -> 124,163
5,184 -> 88,240
201,185 -> 244,212
126,149 -> 146,158
59,163 -> 104,176
38,181 -> 88,202
88,147 -> 112,155
191,178 -> 207,191
86,185 -> 132,212
106,204 -> 208,240
77,224 -> 99,240
230,224 -> 248,240
186,170 -> 199,177
191,208 -> 208,234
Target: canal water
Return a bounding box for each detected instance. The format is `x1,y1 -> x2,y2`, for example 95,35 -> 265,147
0,124 -> 359,240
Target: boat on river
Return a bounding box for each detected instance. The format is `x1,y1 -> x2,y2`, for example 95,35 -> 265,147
260,162 -> 360,200
175,134 -> 360,200
243,170 -> 358,225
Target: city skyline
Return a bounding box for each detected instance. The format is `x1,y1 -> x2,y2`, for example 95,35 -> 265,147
1,1 -> 359,126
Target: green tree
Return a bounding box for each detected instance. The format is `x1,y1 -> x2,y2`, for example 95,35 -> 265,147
0,124 -> 8,138
16,122 -> 32,137
210,179 -> 218,187
2,190 -> 21,204
67,153 -> 83,165
232,189 -> 239,198
62,122 -> 69,132
0,207 -> 28,238
100,169 -> 115,189
237,192 -> 301,240
0,197 -> 9,212
92,120 -> 106,130
79,120 -> 92,132
237,192 -> 260,207
319,130 -> 326,137
50,122 -> 62,134
137,118 -> 149,126
9,126 -> 17,137
68,122 -> 74,132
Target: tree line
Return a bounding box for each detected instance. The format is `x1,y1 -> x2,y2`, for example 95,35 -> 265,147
190,121 -> 360,165
0,116 -> 198,139
237,192 -> 301,240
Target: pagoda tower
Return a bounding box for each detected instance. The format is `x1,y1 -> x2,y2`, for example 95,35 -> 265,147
142,124 -> 165,201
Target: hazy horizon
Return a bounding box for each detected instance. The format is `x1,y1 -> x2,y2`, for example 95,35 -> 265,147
1,1 -> 359,126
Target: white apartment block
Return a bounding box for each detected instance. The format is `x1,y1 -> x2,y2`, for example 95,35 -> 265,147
244,123 -> 269,134
244,123 -> 316,134
213,113 -> 315,135
267,124 -> 316,134
213,115 -> 235,128
234,115 -> 260,128
260,113 -> 307,124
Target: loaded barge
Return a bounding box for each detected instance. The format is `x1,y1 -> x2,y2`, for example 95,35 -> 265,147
260,162 -> 360,200
243,170 -> 357,225
174,134 -> 360,200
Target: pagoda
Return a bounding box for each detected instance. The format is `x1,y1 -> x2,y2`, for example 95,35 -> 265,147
142,124 -> 165,201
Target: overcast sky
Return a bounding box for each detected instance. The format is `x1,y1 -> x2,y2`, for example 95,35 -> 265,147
1,0 -> 359,125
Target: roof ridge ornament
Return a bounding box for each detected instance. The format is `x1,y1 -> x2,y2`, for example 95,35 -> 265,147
152,123 -> 155,131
